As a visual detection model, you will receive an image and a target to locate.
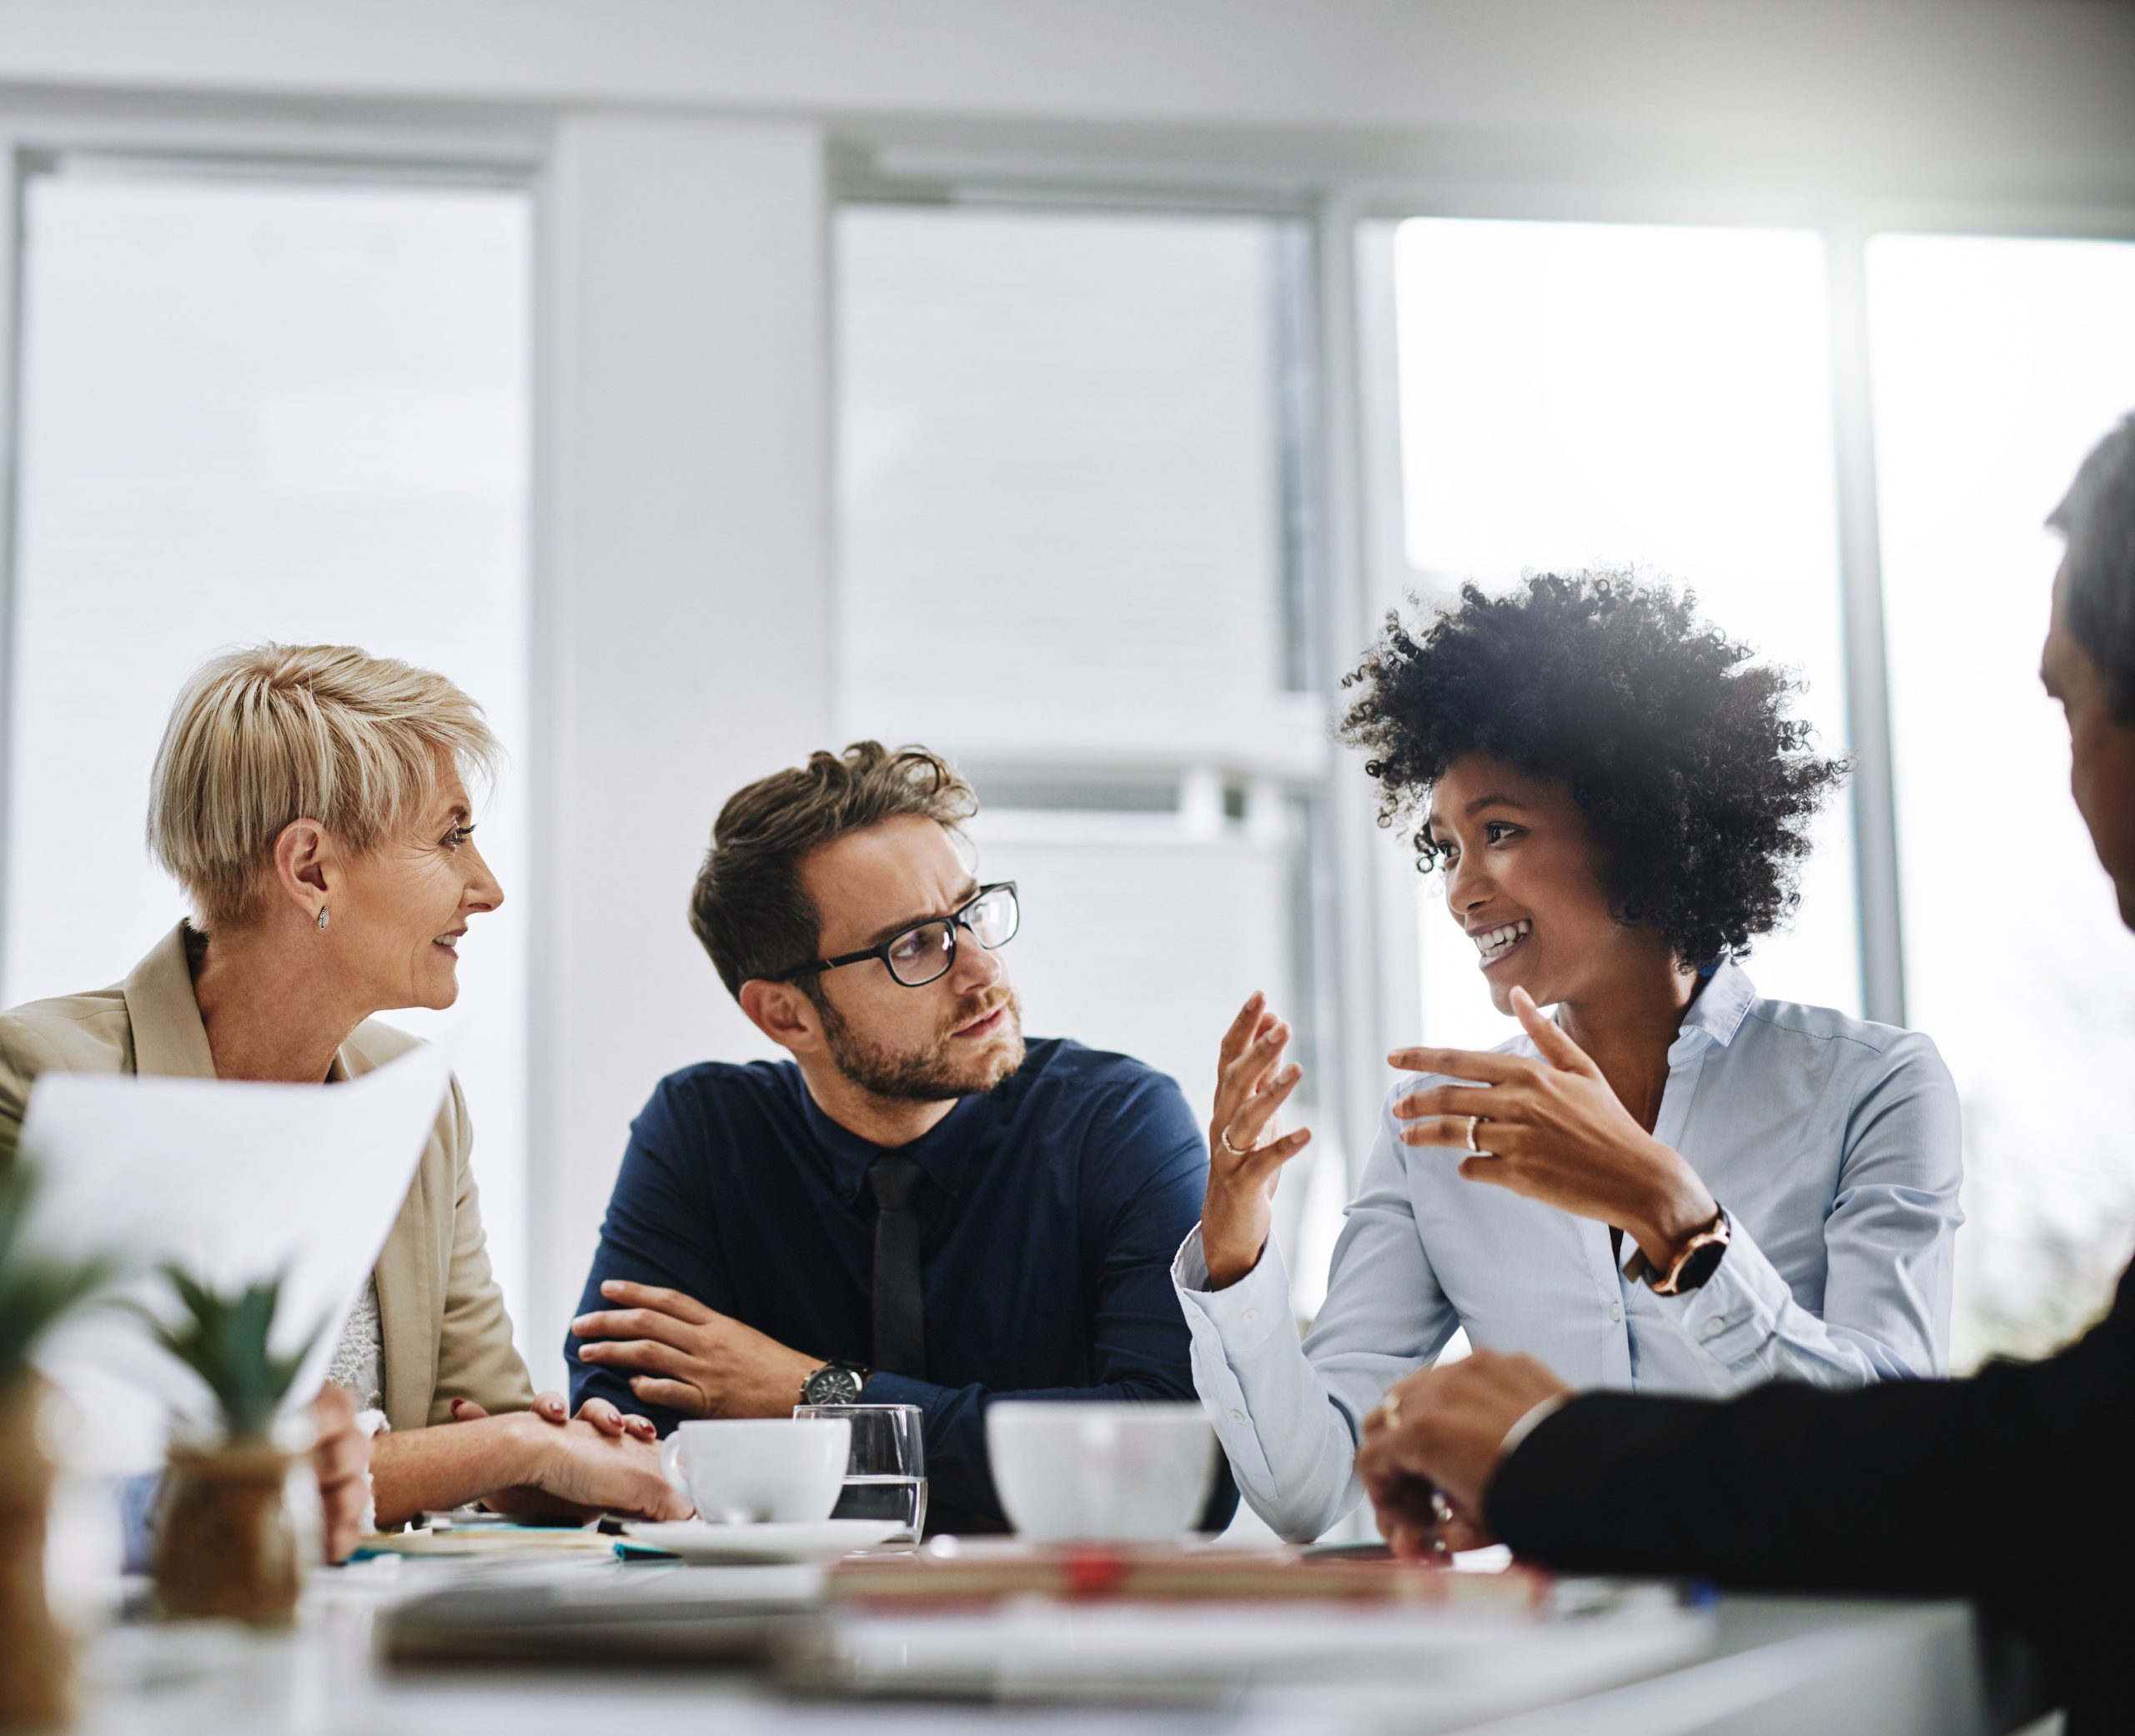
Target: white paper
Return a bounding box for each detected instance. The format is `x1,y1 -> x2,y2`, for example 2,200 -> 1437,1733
18,1041 -> 451,1474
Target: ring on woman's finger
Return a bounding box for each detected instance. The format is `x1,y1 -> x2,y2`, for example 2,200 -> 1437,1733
1464,1115 -> 1485,1155
1219,1127 -> 1252,1158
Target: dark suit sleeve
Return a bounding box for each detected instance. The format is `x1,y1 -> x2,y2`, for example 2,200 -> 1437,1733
867,1070 -> 1238,1530
1488,1264 -> 2135,1653
565,1081 -> 730,1431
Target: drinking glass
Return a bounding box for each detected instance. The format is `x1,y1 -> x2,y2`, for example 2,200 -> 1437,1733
791,1402 -> 926,1543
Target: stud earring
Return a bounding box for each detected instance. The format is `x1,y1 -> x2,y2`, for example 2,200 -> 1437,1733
316,906 -> 330,932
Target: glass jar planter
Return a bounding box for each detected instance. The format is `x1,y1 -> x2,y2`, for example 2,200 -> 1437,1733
0,1377 -> 72,1731
152,1427 -> 309,1627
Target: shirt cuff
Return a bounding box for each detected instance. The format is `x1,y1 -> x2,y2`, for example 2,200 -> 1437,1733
859,1369 -> 938,1410
1500,1394 -> 1570,1461
1172,1224 -> 1293,1352
1655,1222 -> 1794,1370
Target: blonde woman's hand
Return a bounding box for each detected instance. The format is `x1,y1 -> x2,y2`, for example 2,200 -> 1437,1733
450,1391 -> 657,1442
1199,991 -> 1314,1291
485,1414 -> 692,1522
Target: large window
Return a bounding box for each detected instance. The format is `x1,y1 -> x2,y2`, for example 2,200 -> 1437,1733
1870,233 -> 2135,1365
1384,218 -> 1861,1046
836,204 -> 1349,1309
3,163 -> 535,1360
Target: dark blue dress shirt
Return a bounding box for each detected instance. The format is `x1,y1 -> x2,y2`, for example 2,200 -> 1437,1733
567,1037 -> 1237,1531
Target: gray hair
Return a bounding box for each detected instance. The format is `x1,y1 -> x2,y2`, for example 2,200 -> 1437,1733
2049,413 -> 2135,722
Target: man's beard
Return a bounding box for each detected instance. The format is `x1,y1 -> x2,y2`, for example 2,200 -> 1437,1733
816,987 -> 1026,1104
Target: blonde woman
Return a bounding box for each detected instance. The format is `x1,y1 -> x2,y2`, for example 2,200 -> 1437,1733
0,645 -> 686,1530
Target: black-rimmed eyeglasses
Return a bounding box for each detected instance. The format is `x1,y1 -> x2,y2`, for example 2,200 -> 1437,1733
779,881 -> 1020,989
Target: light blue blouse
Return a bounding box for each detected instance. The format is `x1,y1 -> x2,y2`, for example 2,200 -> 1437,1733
1174,957 -> 1963,1542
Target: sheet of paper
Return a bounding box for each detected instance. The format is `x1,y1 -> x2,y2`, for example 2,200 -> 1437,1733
19,1041 -> 452,1474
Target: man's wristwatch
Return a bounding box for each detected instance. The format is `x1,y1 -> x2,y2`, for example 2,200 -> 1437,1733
800,1361 -> 869,1407
1625,1204 -> 1731,1296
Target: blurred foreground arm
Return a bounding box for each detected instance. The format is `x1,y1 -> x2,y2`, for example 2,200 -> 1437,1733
1361,1272 -> 2135,1699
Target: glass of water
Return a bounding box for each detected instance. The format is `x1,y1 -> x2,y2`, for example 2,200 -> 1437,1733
791,1402 -> 926,1543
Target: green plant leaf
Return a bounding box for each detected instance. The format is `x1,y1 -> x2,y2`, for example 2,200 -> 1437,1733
143,1264 -> 326,1442
0,1164 -> 117,1390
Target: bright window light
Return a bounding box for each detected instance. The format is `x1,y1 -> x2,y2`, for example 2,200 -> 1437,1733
4,169 -> 535,1364
1869,233 -> 2135,1367
1391,219 -> 1860,1046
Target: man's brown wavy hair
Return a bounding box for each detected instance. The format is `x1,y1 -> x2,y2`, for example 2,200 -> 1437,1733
689,741 -> 977,999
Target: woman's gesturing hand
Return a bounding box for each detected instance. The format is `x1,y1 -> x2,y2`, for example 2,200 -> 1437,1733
1199,991 -> 1313,1291
1387,986 -> 1718,1269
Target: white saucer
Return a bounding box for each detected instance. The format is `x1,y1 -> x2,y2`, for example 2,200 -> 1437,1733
622,1518 -> 904,1563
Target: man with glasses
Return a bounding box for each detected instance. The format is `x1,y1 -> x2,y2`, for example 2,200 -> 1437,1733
567,742 -> 1234,1533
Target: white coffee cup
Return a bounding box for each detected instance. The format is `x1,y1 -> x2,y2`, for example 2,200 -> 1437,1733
986,1402 -> 1216,1542
660,1417 -> 851,1524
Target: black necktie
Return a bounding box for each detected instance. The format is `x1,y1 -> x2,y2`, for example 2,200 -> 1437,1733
868,1154 -> 927,1377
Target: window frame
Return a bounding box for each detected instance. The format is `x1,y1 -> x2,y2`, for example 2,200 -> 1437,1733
0,108 -> 552,1348
835,156 -> 2135,1187
829,178 -> 1377,1185
2,101 -> 2130,1248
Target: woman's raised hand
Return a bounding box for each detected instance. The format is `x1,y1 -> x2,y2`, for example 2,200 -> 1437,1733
1385,986 -> 1718,1268
1199,991 -> 1313,1291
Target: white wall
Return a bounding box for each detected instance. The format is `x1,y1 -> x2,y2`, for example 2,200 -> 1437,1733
537,113 -> 830,1387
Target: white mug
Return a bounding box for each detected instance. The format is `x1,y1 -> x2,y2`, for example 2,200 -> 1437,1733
986,1402 -> 1216,1542
659,1417 -> 851,1524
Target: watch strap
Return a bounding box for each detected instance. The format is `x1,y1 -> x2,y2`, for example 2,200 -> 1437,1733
1624,1204 -> 1731,1295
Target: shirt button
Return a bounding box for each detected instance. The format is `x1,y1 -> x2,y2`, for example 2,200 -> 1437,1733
1242,1307 -> 1260,1326
1228,1409 -> 1245,1423
1609,1301 -> 1624,1323
1704,1315 -> 1726,1337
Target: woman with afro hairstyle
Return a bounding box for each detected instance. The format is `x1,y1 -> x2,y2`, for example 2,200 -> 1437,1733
1172,573 -> 1962,1546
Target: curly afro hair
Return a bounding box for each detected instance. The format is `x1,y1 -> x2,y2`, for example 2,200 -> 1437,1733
1338,572 -> 1849,967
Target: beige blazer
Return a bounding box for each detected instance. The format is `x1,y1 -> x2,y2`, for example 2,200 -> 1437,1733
0,924 -> 535,1433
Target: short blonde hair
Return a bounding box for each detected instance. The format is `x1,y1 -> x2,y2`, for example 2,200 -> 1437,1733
148,644 -> 501,931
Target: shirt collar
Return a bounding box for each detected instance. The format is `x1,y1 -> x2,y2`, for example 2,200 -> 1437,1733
796,1076 -> 983,1205
121,922 -> 219,1078
1673,954 -> 1758,1053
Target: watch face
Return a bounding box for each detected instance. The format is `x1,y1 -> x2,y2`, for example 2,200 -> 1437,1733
805,1365 -> 863,1406
1676,1237 -> 1729,1292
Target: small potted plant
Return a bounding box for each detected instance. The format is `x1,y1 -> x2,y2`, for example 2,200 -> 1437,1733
143,1268 -> 323,1627
0,1167 -> 113,1732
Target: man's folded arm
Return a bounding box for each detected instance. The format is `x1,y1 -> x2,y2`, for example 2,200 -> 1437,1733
566,1087 -> 730,1430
